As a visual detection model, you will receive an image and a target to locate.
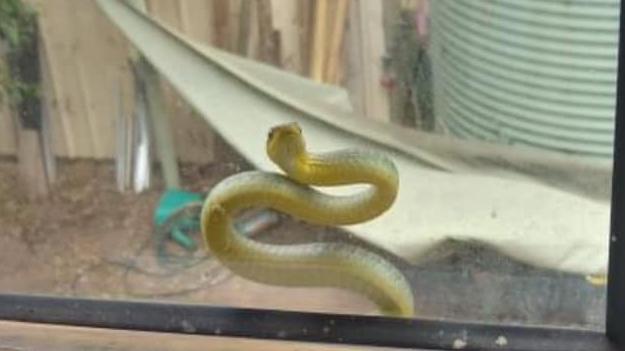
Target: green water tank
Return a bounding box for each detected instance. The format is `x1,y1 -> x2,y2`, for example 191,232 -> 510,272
429,0 -> 619,158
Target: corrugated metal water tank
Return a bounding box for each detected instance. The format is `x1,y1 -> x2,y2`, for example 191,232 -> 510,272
429,0 -> 620,158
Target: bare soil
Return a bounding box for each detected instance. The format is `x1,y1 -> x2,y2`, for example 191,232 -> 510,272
0,141 -> 380,316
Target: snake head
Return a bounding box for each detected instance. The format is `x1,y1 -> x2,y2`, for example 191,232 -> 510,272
267,122 -> 302,145
266,123 -> 306,173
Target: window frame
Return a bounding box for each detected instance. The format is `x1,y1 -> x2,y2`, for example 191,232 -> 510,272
0,293 -> 618,350
606,0 -> 625,346
1,1 -> 624,350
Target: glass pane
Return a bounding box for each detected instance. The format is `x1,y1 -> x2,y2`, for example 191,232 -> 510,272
0,0 -> 614,335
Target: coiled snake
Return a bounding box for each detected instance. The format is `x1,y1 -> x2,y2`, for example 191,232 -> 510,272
200,123 -> 415,317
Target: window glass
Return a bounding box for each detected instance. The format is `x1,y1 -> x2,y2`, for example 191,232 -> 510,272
0,0 -> 614,332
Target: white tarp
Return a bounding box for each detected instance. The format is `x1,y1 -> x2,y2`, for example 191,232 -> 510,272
98,0 -> 611,276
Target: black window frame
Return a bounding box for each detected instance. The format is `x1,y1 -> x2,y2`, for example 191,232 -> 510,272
1,2 -> 625,350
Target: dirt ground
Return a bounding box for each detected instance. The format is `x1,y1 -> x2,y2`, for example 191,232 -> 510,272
0,140 -> 384,316
0,139 -> 607,331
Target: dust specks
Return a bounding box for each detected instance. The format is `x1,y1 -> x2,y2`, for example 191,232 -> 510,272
495,335 -> 508,347
180,320 -> 196,333
452,338 -> 467,349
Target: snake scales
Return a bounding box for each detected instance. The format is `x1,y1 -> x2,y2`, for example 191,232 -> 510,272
200,122 -> 415,317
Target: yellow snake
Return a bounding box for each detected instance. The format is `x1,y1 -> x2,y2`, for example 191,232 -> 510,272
200,122 -> 415,318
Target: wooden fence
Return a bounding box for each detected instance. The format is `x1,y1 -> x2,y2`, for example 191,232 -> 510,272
0,0 -> 404,161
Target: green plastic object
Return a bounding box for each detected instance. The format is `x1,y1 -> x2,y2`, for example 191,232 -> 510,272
170,227 -> 196,251
154,189 -> 203,250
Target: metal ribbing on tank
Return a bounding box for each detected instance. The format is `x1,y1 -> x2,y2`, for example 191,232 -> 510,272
430,0 -> 619,158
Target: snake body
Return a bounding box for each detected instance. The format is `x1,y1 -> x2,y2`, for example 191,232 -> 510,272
200,123 -> 415,317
